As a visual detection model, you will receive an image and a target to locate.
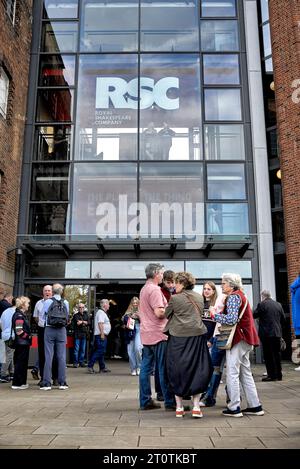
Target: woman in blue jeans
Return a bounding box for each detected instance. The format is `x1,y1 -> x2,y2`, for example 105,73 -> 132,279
122,297 -> 143,376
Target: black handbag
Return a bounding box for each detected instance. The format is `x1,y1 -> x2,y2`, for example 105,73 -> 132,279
7,318 -> 16,349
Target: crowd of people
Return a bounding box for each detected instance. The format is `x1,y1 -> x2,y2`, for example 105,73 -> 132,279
0,265 -> 299,419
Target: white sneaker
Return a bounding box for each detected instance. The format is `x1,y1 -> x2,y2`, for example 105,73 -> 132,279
59,384 -> 69,390
131,370 -> 137,376
11,386 -> 23,390
294,366 -> 300,371
21,384 -> 29,389
40,386 -> 51,391
136,368 -> 140,375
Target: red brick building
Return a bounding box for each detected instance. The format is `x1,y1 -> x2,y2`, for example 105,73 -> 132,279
269,0 -> 300,331
0,0 -> 33,295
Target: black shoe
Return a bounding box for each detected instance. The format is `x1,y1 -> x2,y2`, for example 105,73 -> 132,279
79,363 -> 87,368
100,368 -> 111,373
262,376 -> 276,382
156,394 -> 164,402
52,379 -> 59,386
0,376 -> 10,383
241,405 -> 264,416
31,369 -> 39,380
222,407 -> 243,417
140,400 -> 161,410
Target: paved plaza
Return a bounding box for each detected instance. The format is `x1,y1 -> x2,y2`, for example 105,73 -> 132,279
0,361 -> 299,449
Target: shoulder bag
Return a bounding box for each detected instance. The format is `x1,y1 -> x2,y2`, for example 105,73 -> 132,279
216,298 -> 248,350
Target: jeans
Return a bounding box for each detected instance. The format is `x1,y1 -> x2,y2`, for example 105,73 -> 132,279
73,337 -> 87,365
43,327 -> 67,386
226,340 -> 261,411
88,336 -> 107,370
203,337 -> 226,405
139,340 -> 174,408
127,325 -> 143,372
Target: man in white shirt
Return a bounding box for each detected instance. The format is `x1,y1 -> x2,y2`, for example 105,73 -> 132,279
88,299 -> 111,373
33,285 -> 57,384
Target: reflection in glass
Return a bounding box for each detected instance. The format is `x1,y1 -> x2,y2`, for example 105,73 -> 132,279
204,124 -> 245,160
140,54 -> 201,160
265,57 -> 273,73
260,0 -> 269,23
36,89 -> 74,122
92,260 -> 184,279
80,0 -> 138,52
31,164 -> 70,201
76,55 -> 138,160
28,261 -> 90,279
29,203 -> 68,234
41,22 -> 78,52
262,23 -> 272,57
141,0 -> 199,51
186,260 -> 252,279
203,54 -> 239,84
201,0 -> 236,17
43,0 -> 78,18
207,164 -> 246,199
71,163 -> 137,236
139,163 -> 204,238
39,55 -> 76,87
201,20 -> 239,51
34,126 -> 72,160
206,203 -> 249,234
204,89 -> 242,121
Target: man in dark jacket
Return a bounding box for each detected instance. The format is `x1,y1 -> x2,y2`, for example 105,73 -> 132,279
0,293 -> 13,318
254,290 -> 285,381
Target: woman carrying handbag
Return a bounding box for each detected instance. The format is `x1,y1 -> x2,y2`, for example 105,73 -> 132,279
11,296 -> 32,390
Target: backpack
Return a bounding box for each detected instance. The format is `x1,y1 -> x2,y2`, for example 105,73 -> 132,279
47,298 -> 68,328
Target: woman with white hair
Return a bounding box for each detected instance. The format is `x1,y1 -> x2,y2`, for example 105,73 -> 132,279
11,296 -> 32,390
210,273 -> 264,417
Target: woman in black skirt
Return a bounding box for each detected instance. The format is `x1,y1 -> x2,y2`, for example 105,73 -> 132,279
164,272 -> 213,418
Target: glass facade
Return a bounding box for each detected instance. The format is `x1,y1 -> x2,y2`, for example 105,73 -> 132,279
25,0 -> 252,242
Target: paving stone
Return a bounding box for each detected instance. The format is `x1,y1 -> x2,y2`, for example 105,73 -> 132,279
211,436 -> 265,449
0,435 -> 55,446
50,435 -> 139,448
261,437 -> 300,449
216,427 -> 288,437
161,427 -> 219,437
115,426 -> 160,436
33,424 -> 115,435
139,436 -> 213,448
0,426 -> 39,435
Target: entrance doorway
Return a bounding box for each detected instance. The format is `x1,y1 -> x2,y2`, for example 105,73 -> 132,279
90,283 -> 143,360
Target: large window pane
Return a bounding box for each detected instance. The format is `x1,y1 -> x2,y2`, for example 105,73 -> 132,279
262,23 -> 272,57
186,260 -> 252,278
201,20 -> 239,51
71,163 -> 137,237
41,22 -> 78,53
141,1 -> 199,51
27,261 -> 90,278
43,0 -> 78,18
36,89 -> 74,122
203,54 -> 239,84
204,124 -> 245,159
76,55 -> 138,160
139,163 -> 204,238
39,55 -> 76,87
206,203 -> 249,234
29,203 -> 69,234
260,0 -> 269,23
204,89 -> 242,121
31,164 -> 70,201
92,260 -> 184,279
34,126 -> 72,161
80,0 -> 138,52
201,0 -> 236,17
140,55 -> 202,160
207,163 -> 246,199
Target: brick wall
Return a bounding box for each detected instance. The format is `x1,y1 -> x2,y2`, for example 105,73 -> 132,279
0,0 -> 33,295
269,1 -> 300,331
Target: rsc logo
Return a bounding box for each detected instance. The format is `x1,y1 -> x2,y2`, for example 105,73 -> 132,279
96,76 -> 179,110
